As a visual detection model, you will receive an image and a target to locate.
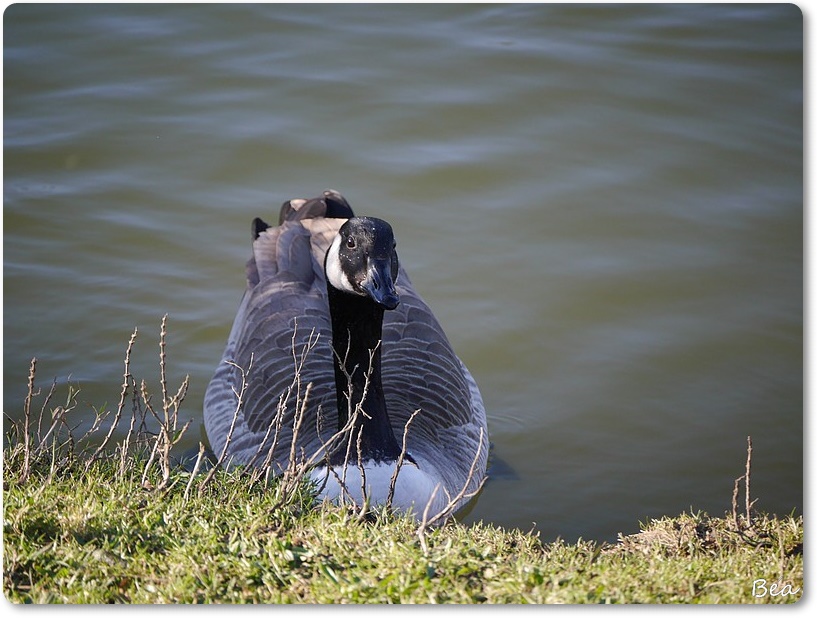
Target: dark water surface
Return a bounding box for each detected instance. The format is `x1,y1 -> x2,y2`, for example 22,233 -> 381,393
3,3 -> 802,542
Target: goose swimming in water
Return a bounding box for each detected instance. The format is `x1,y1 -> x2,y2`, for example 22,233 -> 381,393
203,190 -> 489,519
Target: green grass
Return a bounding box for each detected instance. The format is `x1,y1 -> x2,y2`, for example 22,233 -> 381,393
2,322 -> 804,604
3,451 -> 803,604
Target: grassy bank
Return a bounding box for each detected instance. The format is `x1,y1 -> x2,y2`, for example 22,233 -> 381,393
2,454 -> 804,604
2,321 -> 804,604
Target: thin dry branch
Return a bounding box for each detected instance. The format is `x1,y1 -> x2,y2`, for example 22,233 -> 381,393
387,408 -> 421,509
33,380 -> 78,460
355,425 -> 369,521
85,327 -> 138,473
282,380 -> 313,488
118,375 -> 140,478
745,435 -> 754,524
11,318 -> 198,492
272,383 -> 377,514
416,427 -> 487,552
731,435 -> 756,530
199,354 -> 254,493
159,314 -> 169,425
732,474 -> 744,529
35,377 -> 58,445
76,400 -> 112,449
135,317 -> 193,489
19,357 -> 37,483
34,405 -> 64,459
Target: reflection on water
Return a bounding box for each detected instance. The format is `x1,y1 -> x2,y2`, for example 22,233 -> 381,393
3,3 -> 802,541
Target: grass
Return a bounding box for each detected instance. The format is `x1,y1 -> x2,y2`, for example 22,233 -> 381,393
2,318 -> 804,604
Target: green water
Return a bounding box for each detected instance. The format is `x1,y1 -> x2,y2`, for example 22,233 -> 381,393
3,3 -> 802,542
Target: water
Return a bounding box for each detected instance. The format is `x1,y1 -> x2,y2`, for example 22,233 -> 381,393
3,4 -> 802,542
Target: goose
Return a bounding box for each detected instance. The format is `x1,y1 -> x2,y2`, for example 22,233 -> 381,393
203,190 -> 489,520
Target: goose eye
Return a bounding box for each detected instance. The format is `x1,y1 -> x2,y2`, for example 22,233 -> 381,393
346,236 -> 356,249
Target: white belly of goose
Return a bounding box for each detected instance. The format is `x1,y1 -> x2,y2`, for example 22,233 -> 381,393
309,460 -> 449,518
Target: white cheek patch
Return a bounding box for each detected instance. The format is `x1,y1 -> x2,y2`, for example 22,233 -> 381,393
325,234 -> 356,293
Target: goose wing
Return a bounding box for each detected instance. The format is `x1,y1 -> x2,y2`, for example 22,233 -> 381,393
203,202 -> 342,470
381,278 -> 489,498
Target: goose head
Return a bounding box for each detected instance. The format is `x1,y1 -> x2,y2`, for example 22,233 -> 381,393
324,217 -> 400,310
322,216 -> 404,463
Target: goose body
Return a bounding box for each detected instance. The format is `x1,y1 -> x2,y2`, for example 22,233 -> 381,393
203,190 -> 488,519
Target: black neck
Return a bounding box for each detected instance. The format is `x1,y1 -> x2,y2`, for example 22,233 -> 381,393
326,284 -> 403,464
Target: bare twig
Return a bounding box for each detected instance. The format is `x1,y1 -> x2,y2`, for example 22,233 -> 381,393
20,357 -> 37,483
76,400 -> 110,450
732,474 -> 744,529
731,435 -> 756,530
282,381 -> 313,488
273,385 -> 373,514
11,318 -> 200,492
355,426 -> 368,522
199,354 -> 254,493
85,328 -> 138,473
428,427 -> 487,526
745,435 -> 754,524
119,375 -> 140,478
416,427 -> 487,553
139,320 -> 192,490
35,377 -> 58,445
151,315 -> 191,487
46,411 -> 67,484
35,406 -> 64,460
387,409 -> 421,509
159,314 -> 169,424
140,414 -> 161,489
33,382 -> 81,467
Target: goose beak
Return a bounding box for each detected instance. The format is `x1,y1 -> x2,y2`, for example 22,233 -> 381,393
363,259 -> 400,310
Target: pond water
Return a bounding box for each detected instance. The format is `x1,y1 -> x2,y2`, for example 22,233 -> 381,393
3,3 -> 802,542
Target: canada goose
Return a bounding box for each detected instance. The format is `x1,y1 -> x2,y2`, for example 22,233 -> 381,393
203,190 -> 488,519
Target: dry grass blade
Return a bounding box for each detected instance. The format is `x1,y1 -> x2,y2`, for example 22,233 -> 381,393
184,442 -> 208,504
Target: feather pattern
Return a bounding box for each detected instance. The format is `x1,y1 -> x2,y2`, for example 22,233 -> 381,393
203,191 -> 488,514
